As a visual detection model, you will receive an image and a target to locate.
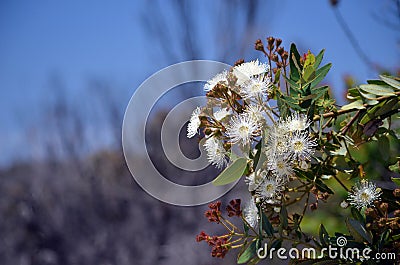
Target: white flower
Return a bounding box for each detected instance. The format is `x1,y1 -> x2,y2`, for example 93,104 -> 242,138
245,169 -> 265,191
240,77 -> 271,99
244,104 -> 265,125
348,180 -> 382,210
266,127 -> 290,156
226,114 -> 260,146
187,107 -> 201,138
257,171 -> 285,200
287,112 -> 312,132
233,60 -> 269,85
243,199 -> 258,228
203,137 -> 227,169
289,131 -> 317,160
213,108 -> 231,121
204,70 -> 228,91
267,155 -> 294,179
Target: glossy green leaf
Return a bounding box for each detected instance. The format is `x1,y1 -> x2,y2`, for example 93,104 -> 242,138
314,49 -> 325,69
309,63 -> 332,88
289,43 -> 301,82
359,84 -> 395,96
212,157 -> 247,186
237,240 -> 257,264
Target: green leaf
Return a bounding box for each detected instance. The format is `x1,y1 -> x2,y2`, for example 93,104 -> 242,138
378,229 -> 391,250
212,157 -> 247,186
315,179 -> 334,194
237,240 -> 257,264
274,68 -> 281,84
280,205 -> 288,229
380,75 -> 400,90
289,43 -> 301,82
378,135 -> 390,161
283,75 -> 300,90
303,50 -> 315,68
314,49 -> 325,69
260,208 -> 274,237
303,65 -> 315,82
345,218 -> 372,244
243,221 -> 249,236
310,63 -> 332,88
341,100 -> 365,110
350,207 -> 365,224
375,98 -> 399,116
319,224 -> 330,247
391,177 -> 400,187
359,84 -> 395,96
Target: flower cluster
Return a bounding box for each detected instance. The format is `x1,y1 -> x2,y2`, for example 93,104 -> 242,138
188,56 -> 320,238
190,37 -> 398,263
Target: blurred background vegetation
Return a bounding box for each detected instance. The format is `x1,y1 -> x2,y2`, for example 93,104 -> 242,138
0,0 -> 399,264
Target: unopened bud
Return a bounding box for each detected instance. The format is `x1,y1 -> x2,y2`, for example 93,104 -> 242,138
393,188 -> 400,197
254,39 -> 265,53
282,51 -> 289,60
271,54 -> 279,62
275,38 -> 282,47
379,202 -> 388,212
267,36 -> 275,50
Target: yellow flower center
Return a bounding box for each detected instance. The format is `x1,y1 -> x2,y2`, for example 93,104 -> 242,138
238,125 -> 249,137
266,184 -> 274,193
360,192 -> 370,202
250,83 -> 261,93
293,141 -> 304,152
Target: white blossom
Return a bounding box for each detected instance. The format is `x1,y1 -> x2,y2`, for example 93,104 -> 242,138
203,137 -> 227,169
213,108 -> 231,121
204,70 -> 228,92
257,171 -> 285,200
286,112 -> 312,132
348,180 -> 382,210
233,60 -> 269,85
243,199 -> 258,228
240,77 -> 271,99
187,107 -> 201,138
289,131 -> 317,160
226,114 -> 260,146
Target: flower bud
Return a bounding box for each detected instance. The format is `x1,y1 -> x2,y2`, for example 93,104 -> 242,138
267,36 -> 275,50
379,202 -> 388,212
254,39 -> 266,53
275,38 -> 282,47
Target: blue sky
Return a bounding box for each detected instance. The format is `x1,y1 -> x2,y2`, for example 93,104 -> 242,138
0,0 -> 398,166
